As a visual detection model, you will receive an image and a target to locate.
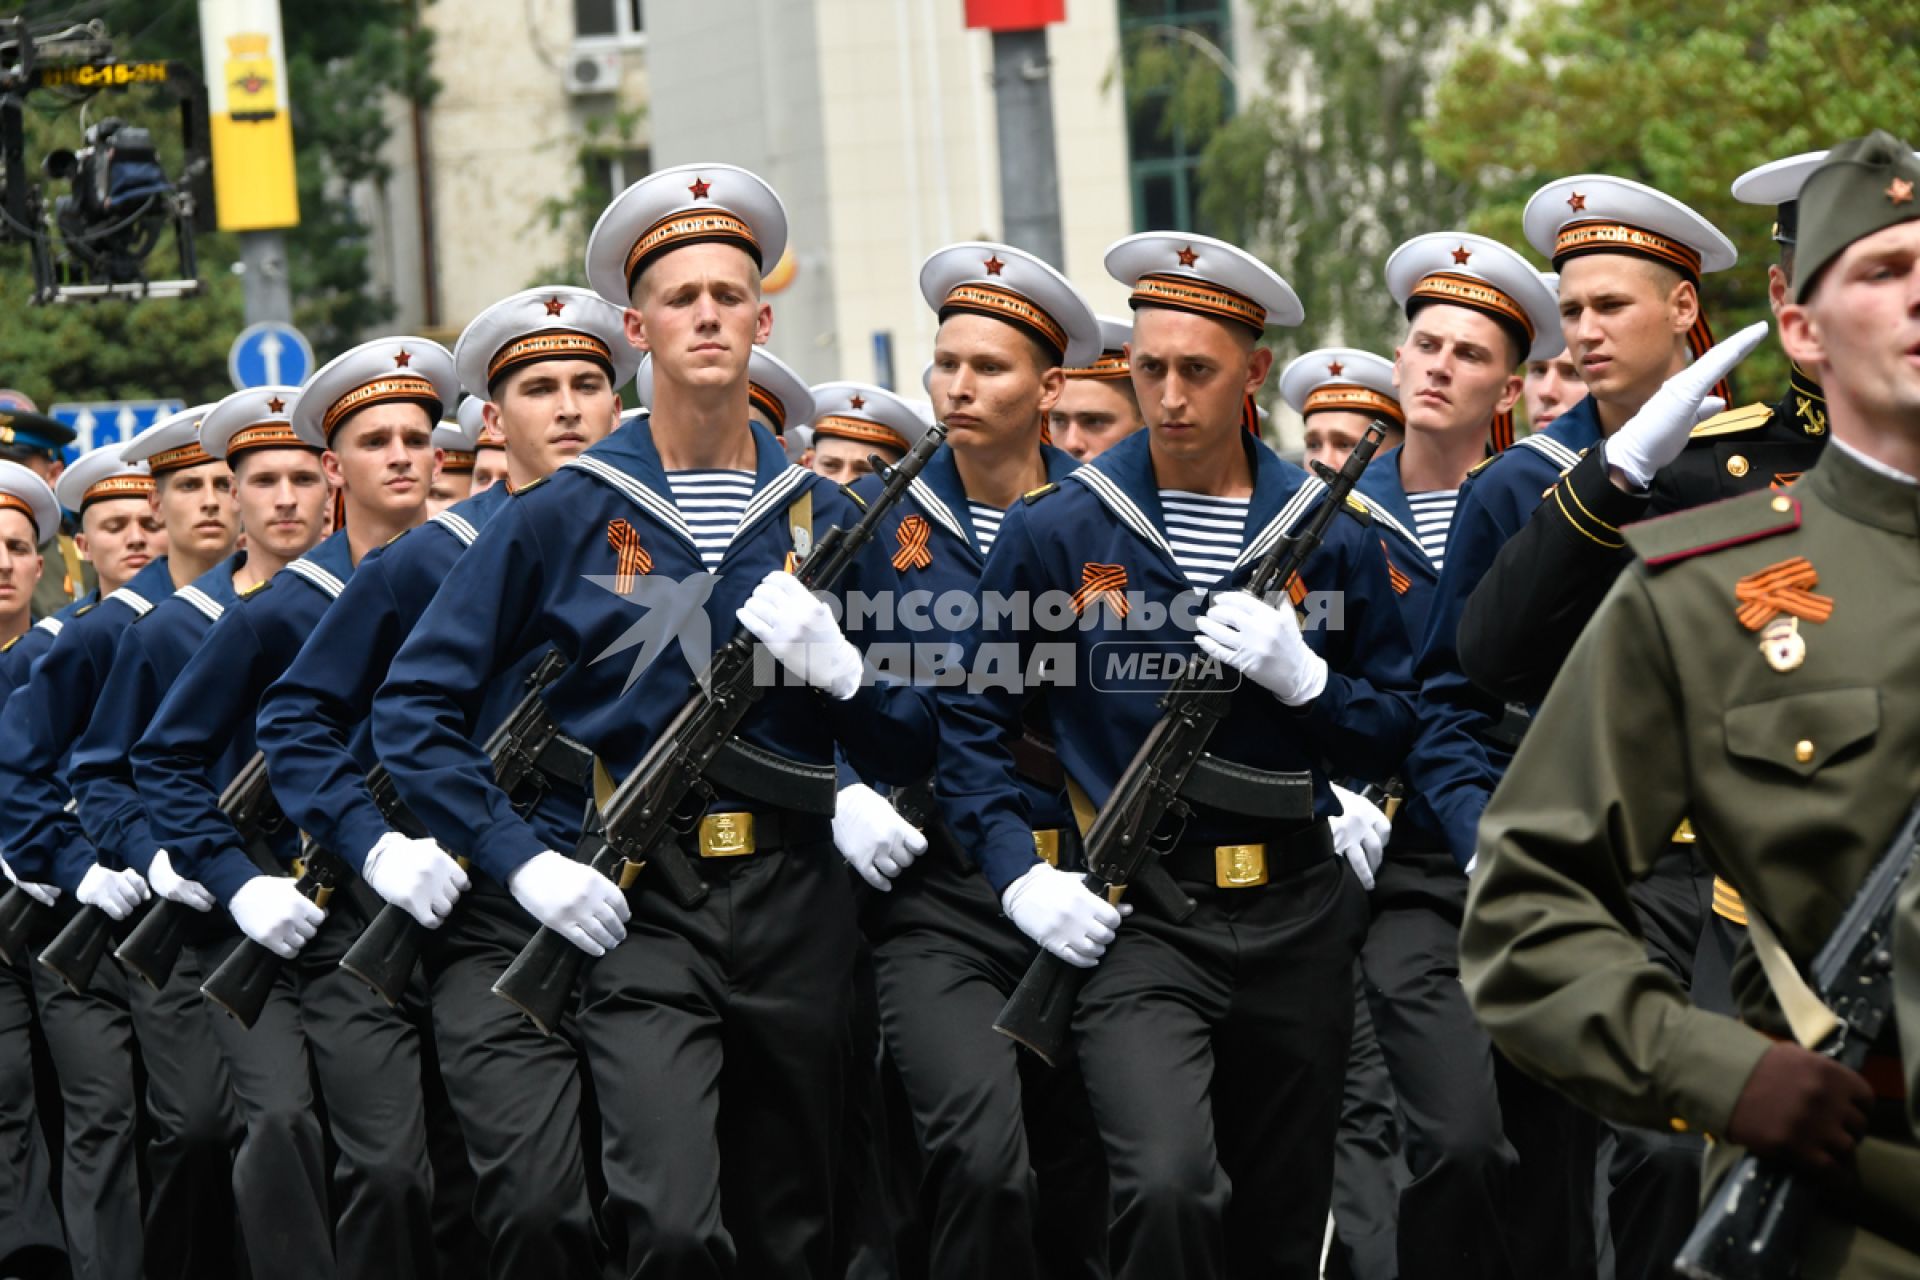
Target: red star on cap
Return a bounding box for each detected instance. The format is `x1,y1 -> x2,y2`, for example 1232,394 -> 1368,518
544,295 -> 566,316
983,254 -> 1006,276
1451,245 -> 1473,265
1567,192 -> 1588,213
849,394 -> 866,410
1888,177 -> 1914,206
1176,245 -> 1199,267
1327,360 -> 1345,377
394,349 -> 413,368
689,176 -> 712,199
266,396 -> 286,414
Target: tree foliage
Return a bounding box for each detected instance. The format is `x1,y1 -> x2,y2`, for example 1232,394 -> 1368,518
0,0 -> 436,407
1425,0 -> 1920,395
528,106 -> 646,290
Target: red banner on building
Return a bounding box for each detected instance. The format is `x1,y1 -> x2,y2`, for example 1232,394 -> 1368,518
964,0 -> 1065,31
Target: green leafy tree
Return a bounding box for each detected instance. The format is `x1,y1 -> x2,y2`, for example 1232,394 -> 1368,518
0,1 -> 436,406
1425,0 -> 1920,396
1132,0 -> 1505,369
528,106 -> 646,290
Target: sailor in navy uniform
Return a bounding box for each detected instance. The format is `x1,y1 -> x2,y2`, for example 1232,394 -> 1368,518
635,343 -> 817,465
372,162 -> 933,1279
0,461 -> 60,686
132,338 -> 455,1280
0,439 -> 176,1280
832,243 -> 1112,1280
936,231 -> 1416,1279
257,285 -> 634,1276
0,459 -> 67,1279
0,403 -> 91,617
1400,176 -> 1764,1280
430,411 -> 480,514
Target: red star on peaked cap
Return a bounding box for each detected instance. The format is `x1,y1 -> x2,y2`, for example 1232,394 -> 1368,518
1100,232 -> 1306,332
1327,360 -> 1345,377
849,394 -> 866,410
1451,245 -> 1473,265
1889,176 -> 1915,205
452,288 -> 643,404
583,163 -> 790,308
1384,233 -> 1571,364
266,396 -> 286,414
689,176 -> 712,199
1176,246 -> 1199,267
286,335 -> 458,452
544,296 -> 566,315
917,241 -> 1107,366
1519,175 -> 1738,277
1566,192 -> 1587,212
394,349 -> 412,368
983,254 -> 1005,276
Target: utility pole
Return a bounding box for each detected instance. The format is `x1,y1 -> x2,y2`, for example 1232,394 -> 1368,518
197,0 -> 300,325
989,25 -> 1064,269
238,230 -> 292,323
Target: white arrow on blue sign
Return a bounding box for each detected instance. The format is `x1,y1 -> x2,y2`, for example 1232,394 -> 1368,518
228,321 -> 316,391
48,400 -> 187,454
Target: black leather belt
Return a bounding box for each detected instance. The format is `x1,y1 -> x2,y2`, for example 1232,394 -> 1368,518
1160,819 -> 1333,889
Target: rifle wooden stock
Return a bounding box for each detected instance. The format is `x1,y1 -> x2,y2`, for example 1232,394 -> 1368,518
995,425 -> 1387,1067
339,651 -> 570,1006
492,426 -> 949,1033
0,887 -> 52,965
1673,798 -> 1920,1280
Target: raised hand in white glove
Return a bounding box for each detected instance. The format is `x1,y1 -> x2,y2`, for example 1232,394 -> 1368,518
1603,320 -> 1771,491
363,832 -> 471,928
1194,591 -> 1328,707
228,875 -> 325,959
506,849 -> 630,957
76,863 -> 150,921
1329,784 -> 1391,891
1000,861 -> 1128,969
736,571 -> 864,701
833,784 -> 928,892
1,855 -> 59,907
148,850 -> 217,913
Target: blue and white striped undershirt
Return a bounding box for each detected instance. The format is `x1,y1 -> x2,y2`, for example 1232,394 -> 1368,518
968,501 -> 1006,556
1405,489 -> 1459,569
1158,489 -> 1250,588
665,469 -> 755,570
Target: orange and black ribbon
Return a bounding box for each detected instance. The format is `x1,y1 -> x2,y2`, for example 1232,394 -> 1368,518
1241,394 -> 1260,438
1488,410 -> 1515,453
1381,542 -> 1410,595
1285,572 -> 1309,607
607,518 -> 653,593
1734,556 -> 1833,631
892,515 -> 933,572
1071,562 -> 1130,618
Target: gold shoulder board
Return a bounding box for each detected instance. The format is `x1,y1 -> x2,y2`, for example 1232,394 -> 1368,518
1688,402 -> 1774,440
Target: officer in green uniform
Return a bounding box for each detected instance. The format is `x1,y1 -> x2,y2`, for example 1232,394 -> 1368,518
1460,130 -> 1920,1278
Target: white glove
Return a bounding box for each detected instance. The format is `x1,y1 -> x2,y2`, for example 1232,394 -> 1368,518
1603,321 -> 1770,490
148,849 -> 216,913
833,784 -> 928,892
76,863 -> 150,921
1194,591 -> 1328,706
1,855 -> 59,907
363,831 -> 471,928
736,571 -> 864,701
1329,785 -> 1391,892
228,875 -> 326,959
506,849 -> 631,957
1000,861 -> 1127,969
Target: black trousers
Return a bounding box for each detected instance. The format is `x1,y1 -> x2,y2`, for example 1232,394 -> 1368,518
0,952 -> 63,1272
1362,849 -> 1596,1280
579,840 -> 854,1280
421,883 -> 601,1279
122,928 -> 243,1280
29,902 -> 143,1280
1074,854 -> 1368,1280
867,846 -> 1109,1280
1328,962 -> 1403,1280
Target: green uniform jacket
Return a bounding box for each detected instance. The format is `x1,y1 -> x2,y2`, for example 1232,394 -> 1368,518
1460,444 -> 1919,1270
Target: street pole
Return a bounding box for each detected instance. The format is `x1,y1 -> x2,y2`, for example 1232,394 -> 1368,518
991,26 -> 1064,270
238,229 -> 292,324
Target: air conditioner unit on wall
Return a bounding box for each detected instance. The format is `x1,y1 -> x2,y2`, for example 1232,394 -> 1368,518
565,48 -> 623,96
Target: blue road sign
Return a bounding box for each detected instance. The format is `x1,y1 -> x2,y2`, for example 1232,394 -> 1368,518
228,321 -> 316,390
48,400 -> 186,458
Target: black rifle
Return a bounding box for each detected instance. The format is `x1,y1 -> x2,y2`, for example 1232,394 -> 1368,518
199,835 -> 353,1028
115,749 -> 283,989
493,424 -> 949,1035
339,650 -> 569,1005
1673,799 -> 1920,1280
0,885 -> 52,966
994,423 -> 1386,1067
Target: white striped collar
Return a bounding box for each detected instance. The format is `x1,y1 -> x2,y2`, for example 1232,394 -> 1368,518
173,585 -> 225,622
1067,466 -> 1178,565
1514,431 -> 1581,472
731,466 -> 813,554
1233,475 -> 1328,572
430,508 -> 481,547
570,454 -> 698,555
907,476 -> 973,552
106,586 -> 155,617
1350,492 -> 1434,571
284,557 -> 347,600
33,616 -> 62,637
